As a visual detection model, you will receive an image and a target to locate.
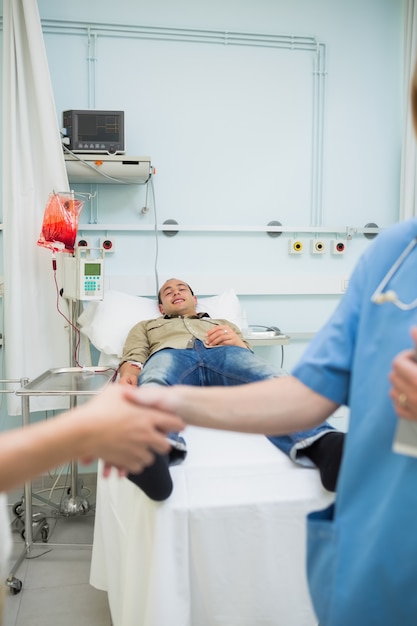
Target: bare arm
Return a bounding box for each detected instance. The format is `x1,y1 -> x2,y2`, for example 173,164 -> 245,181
0,383 -> 184,493
127,375 -> 338,435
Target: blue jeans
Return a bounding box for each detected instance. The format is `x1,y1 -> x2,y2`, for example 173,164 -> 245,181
139,340 -> 335,464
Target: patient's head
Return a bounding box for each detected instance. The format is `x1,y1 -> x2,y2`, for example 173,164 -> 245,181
158,278 -> 197,317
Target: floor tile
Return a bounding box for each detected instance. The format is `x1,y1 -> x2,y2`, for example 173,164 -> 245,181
3,590 -> 22,626
3,479 -> 111,626
12,584 -> 111,626
22,547 -> 93,590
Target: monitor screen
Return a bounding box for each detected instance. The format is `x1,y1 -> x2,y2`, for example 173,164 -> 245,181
78,113 -> 121,143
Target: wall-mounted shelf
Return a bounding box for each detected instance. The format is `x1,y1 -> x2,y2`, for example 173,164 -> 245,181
64,154 -> 152,184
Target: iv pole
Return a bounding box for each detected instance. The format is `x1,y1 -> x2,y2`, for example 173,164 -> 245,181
46,190 -> 98,515
59,297 -> 90,515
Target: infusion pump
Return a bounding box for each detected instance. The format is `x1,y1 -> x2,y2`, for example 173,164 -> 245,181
61,248 -> 104,301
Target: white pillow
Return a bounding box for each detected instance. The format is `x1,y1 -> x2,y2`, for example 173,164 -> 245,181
196,290 -> 247,330
78,288 -> 247,358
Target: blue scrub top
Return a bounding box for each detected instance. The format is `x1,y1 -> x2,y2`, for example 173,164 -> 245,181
293,218 -> 417,626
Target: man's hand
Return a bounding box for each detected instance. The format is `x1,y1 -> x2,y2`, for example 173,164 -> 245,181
118,362 -> 141,385
119,372 -> 139,385
389,327 -> 417,420
206,324 -> 247,348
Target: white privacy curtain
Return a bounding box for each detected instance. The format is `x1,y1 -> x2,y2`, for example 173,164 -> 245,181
3,0 -> 71,413
400,0 -> 417,220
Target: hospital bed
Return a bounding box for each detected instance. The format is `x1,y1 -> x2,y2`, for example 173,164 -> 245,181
79,289 -> 333,626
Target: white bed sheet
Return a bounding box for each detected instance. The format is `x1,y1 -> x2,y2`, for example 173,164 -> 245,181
90,426 -> 333,626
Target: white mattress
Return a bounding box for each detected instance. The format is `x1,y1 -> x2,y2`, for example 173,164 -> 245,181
90,426 -> 333,626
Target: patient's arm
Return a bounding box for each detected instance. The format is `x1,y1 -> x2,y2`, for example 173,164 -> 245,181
119,361 -> 142,386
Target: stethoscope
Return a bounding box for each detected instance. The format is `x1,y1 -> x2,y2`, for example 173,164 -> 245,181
371,236 -> 417,311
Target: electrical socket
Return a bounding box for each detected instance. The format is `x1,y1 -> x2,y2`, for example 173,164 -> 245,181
100,238 -> 116,253
76,237 -> 89,248
311,240 -> 325,254
331,240 -> 346,255
288,239 -> 304,254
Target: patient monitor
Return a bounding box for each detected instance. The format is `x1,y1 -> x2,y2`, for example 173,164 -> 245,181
61,247 -> 104,301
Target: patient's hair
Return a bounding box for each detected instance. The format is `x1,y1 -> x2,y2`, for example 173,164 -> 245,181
158,280 -> 194,304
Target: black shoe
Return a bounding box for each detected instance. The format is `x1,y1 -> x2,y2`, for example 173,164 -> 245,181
127,435 -> 187,501
127,453 -> 173,501
302,431 -> 345,492
167,433 -> 188,466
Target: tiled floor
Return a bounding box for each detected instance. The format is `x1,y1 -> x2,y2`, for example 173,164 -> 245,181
3,479 -> 112,626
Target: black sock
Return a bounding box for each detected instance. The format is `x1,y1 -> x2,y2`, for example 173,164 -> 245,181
127,452 -> 173,501
302,431 -> 345,492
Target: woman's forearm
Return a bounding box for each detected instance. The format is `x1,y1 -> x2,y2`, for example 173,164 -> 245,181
0,413 -> 91,492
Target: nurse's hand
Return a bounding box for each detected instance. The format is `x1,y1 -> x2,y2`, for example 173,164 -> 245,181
389,327 -> 417,420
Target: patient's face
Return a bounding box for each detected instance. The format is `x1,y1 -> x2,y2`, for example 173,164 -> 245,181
159,279 -> 197,317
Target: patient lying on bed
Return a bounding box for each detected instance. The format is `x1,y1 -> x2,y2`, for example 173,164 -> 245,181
118,278 -> 345,500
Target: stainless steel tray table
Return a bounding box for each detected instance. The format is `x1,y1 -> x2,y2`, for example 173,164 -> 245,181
17,366 -> 116,395
7,366 -> 115,595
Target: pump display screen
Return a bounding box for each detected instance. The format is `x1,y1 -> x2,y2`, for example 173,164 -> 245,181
84,263 -> 101,276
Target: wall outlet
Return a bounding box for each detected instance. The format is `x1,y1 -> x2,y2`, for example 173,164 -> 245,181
331,240 -> 346,254
100,238 -> 116,253
310,239 -> 325,254
288,239 -> 304,254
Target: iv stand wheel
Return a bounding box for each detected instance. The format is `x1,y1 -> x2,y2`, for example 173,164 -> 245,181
21,523 -> 50,543
6,576 -> 23,595
12,500 -> 24,517
20,513 -> 49,543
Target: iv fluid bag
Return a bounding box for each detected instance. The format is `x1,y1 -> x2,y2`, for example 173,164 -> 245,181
37,193 -> 84,254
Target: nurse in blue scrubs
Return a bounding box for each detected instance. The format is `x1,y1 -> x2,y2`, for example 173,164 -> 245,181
296,215 -> 417,625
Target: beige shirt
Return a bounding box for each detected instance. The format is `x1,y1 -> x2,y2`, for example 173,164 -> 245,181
121,315 -> 251,365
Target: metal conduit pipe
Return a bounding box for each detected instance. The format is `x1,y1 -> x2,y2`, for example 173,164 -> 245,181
312,43 -> 327,227
75,223 -> 381,237
39,19 -> 323,50
86,28 -> 97,109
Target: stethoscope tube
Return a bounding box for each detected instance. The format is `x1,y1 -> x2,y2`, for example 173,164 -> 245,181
371,236 -> 417,311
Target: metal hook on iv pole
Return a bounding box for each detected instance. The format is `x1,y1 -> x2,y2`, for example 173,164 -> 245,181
52,189 -> 97,201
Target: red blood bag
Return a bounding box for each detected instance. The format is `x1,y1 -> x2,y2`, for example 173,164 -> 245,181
37,193 -> 84,254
